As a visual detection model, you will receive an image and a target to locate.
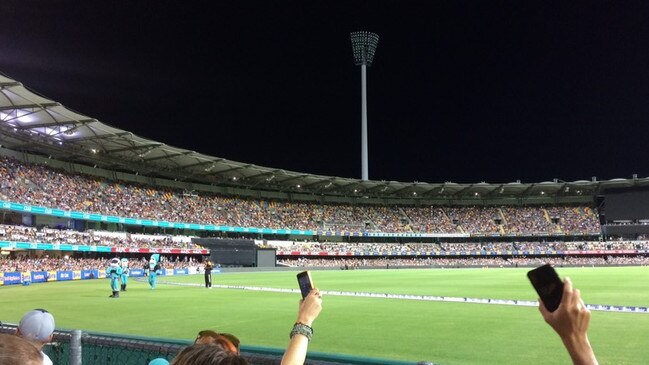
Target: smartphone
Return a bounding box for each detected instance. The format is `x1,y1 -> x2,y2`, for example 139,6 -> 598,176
527,264 -> 564,312
296,271 -> 313,299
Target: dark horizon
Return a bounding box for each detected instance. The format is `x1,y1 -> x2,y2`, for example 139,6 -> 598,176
2,1 -> 649,185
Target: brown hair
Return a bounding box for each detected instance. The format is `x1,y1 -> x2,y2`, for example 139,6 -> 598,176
171,344 -> 248,365
194,330 -> 240,353
0,334 -> 44,365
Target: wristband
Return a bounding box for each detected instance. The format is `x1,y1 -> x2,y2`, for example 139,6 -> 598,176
290,322 -> 313,342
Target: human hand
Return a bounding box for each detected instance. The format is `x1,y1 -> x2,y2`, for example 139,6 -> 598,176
539,277 -> 598,365
296,288 -> 322,326
539,277 -> 590,341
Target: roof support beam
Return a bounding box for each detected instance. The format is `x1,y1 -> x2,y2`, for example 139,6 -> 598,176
13,119 -> 96,131
142,150 -> 195,162
66,131 -> 132,143
105,143 -> 162,154
0,102 -> 60,111
217,164 -> 253,174
0,81 -> 22,88
179,158 -> 225,170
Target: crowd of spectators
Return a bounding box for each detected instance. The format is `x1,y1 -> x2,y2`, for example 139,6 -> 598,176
547,206 -> 601,233
0,256 -> 106,272
502,206 -> 555,234
563,240 -> 649,250
278,254 -> 649,268
402,206 -> 460,233
2,249 -> 646,273
0,255 -> 199,272
0,157 -> 602,235
604,255 -> 649,265
447,206 -> 502,234
269,240 -> 648,254
0,224 -> 200,249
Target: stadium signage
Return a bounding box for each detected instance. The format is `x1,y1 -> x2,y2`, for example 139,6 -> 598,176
3,272 -> 21,284
57,271 -> 73,281
129,269 -> 144,276
109,247 -> 208,254
31,271 -> 47,283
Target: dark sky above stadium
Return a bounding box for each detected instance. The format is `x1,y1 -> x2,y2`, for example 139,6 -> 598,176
2,1 -> 649,184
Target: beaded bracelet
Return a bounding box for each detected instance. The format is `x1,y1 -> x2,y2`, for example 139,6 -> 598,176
290,322 -> 313,342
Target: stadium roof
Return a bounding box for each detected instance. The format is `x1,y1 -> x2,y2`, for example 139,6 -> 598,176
1,72 -> 648,201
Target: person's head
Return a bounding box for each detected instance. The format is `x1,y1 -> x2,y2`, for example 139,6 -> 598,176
171,344 -> 248,365
0,333 -> 44,365
194,330 -> 240,353
16,309 -> 55,348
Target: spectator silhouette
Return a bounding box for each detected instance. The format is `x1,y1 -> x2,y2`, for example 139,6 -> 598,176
16,309 -> 55,365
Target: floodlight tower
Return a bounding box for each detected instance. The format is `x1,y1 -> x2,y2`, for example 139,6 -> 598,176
350,31 -> 379,181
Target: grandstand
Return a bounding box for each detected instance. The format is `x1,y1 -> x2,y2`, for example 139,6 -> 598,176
1,72 -> 649,265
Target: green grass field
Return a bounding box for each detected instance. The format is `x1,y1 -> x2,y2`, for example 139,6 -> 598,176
2,266 -> 648,364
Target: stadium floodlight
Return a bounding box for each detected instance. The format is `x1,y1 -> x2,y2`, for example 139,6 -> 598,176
351,31 -> 379,66
350,31 -> 379,181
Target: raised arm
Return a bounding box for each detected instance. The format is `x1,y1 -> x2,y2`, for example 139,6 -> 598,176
281,288 -> 322,365
539,277 -> 598,365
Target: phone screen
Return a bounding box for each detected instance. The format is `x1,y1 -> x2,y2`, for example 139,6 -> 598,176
527,264 -> 564,312
296,271 -> 313,299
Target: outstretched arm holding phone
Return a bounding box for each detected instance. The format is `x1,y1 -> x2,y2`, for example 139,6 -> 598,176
281,288 -> 322,365
539,277 -> 598,365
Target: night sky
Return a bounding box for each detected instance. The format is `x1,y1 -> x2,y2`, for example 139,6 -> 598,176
2,1 -> 649,184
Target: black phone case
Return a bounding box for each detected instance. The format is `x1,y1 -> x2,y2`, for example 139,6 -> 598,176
527,264 -> 564,312
297,271 -> 312,299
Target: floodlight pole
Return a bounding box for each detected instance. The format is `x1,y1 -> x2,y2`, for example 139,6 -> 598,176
361,63 -> 368,181
351,31 -> 379,181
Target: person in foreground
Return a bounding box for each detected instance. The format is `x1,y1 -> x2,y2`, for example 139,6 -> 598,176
170,288 -> 322,365
539,277 -> 598,365
281,288 -> 323,365
16,309 -> 55,365
170,343 -> 247,365
0,333 -> 44,365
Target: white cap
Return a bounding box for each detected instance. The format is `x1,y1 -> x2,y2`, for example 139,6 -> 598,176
18,309 -> 55,342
